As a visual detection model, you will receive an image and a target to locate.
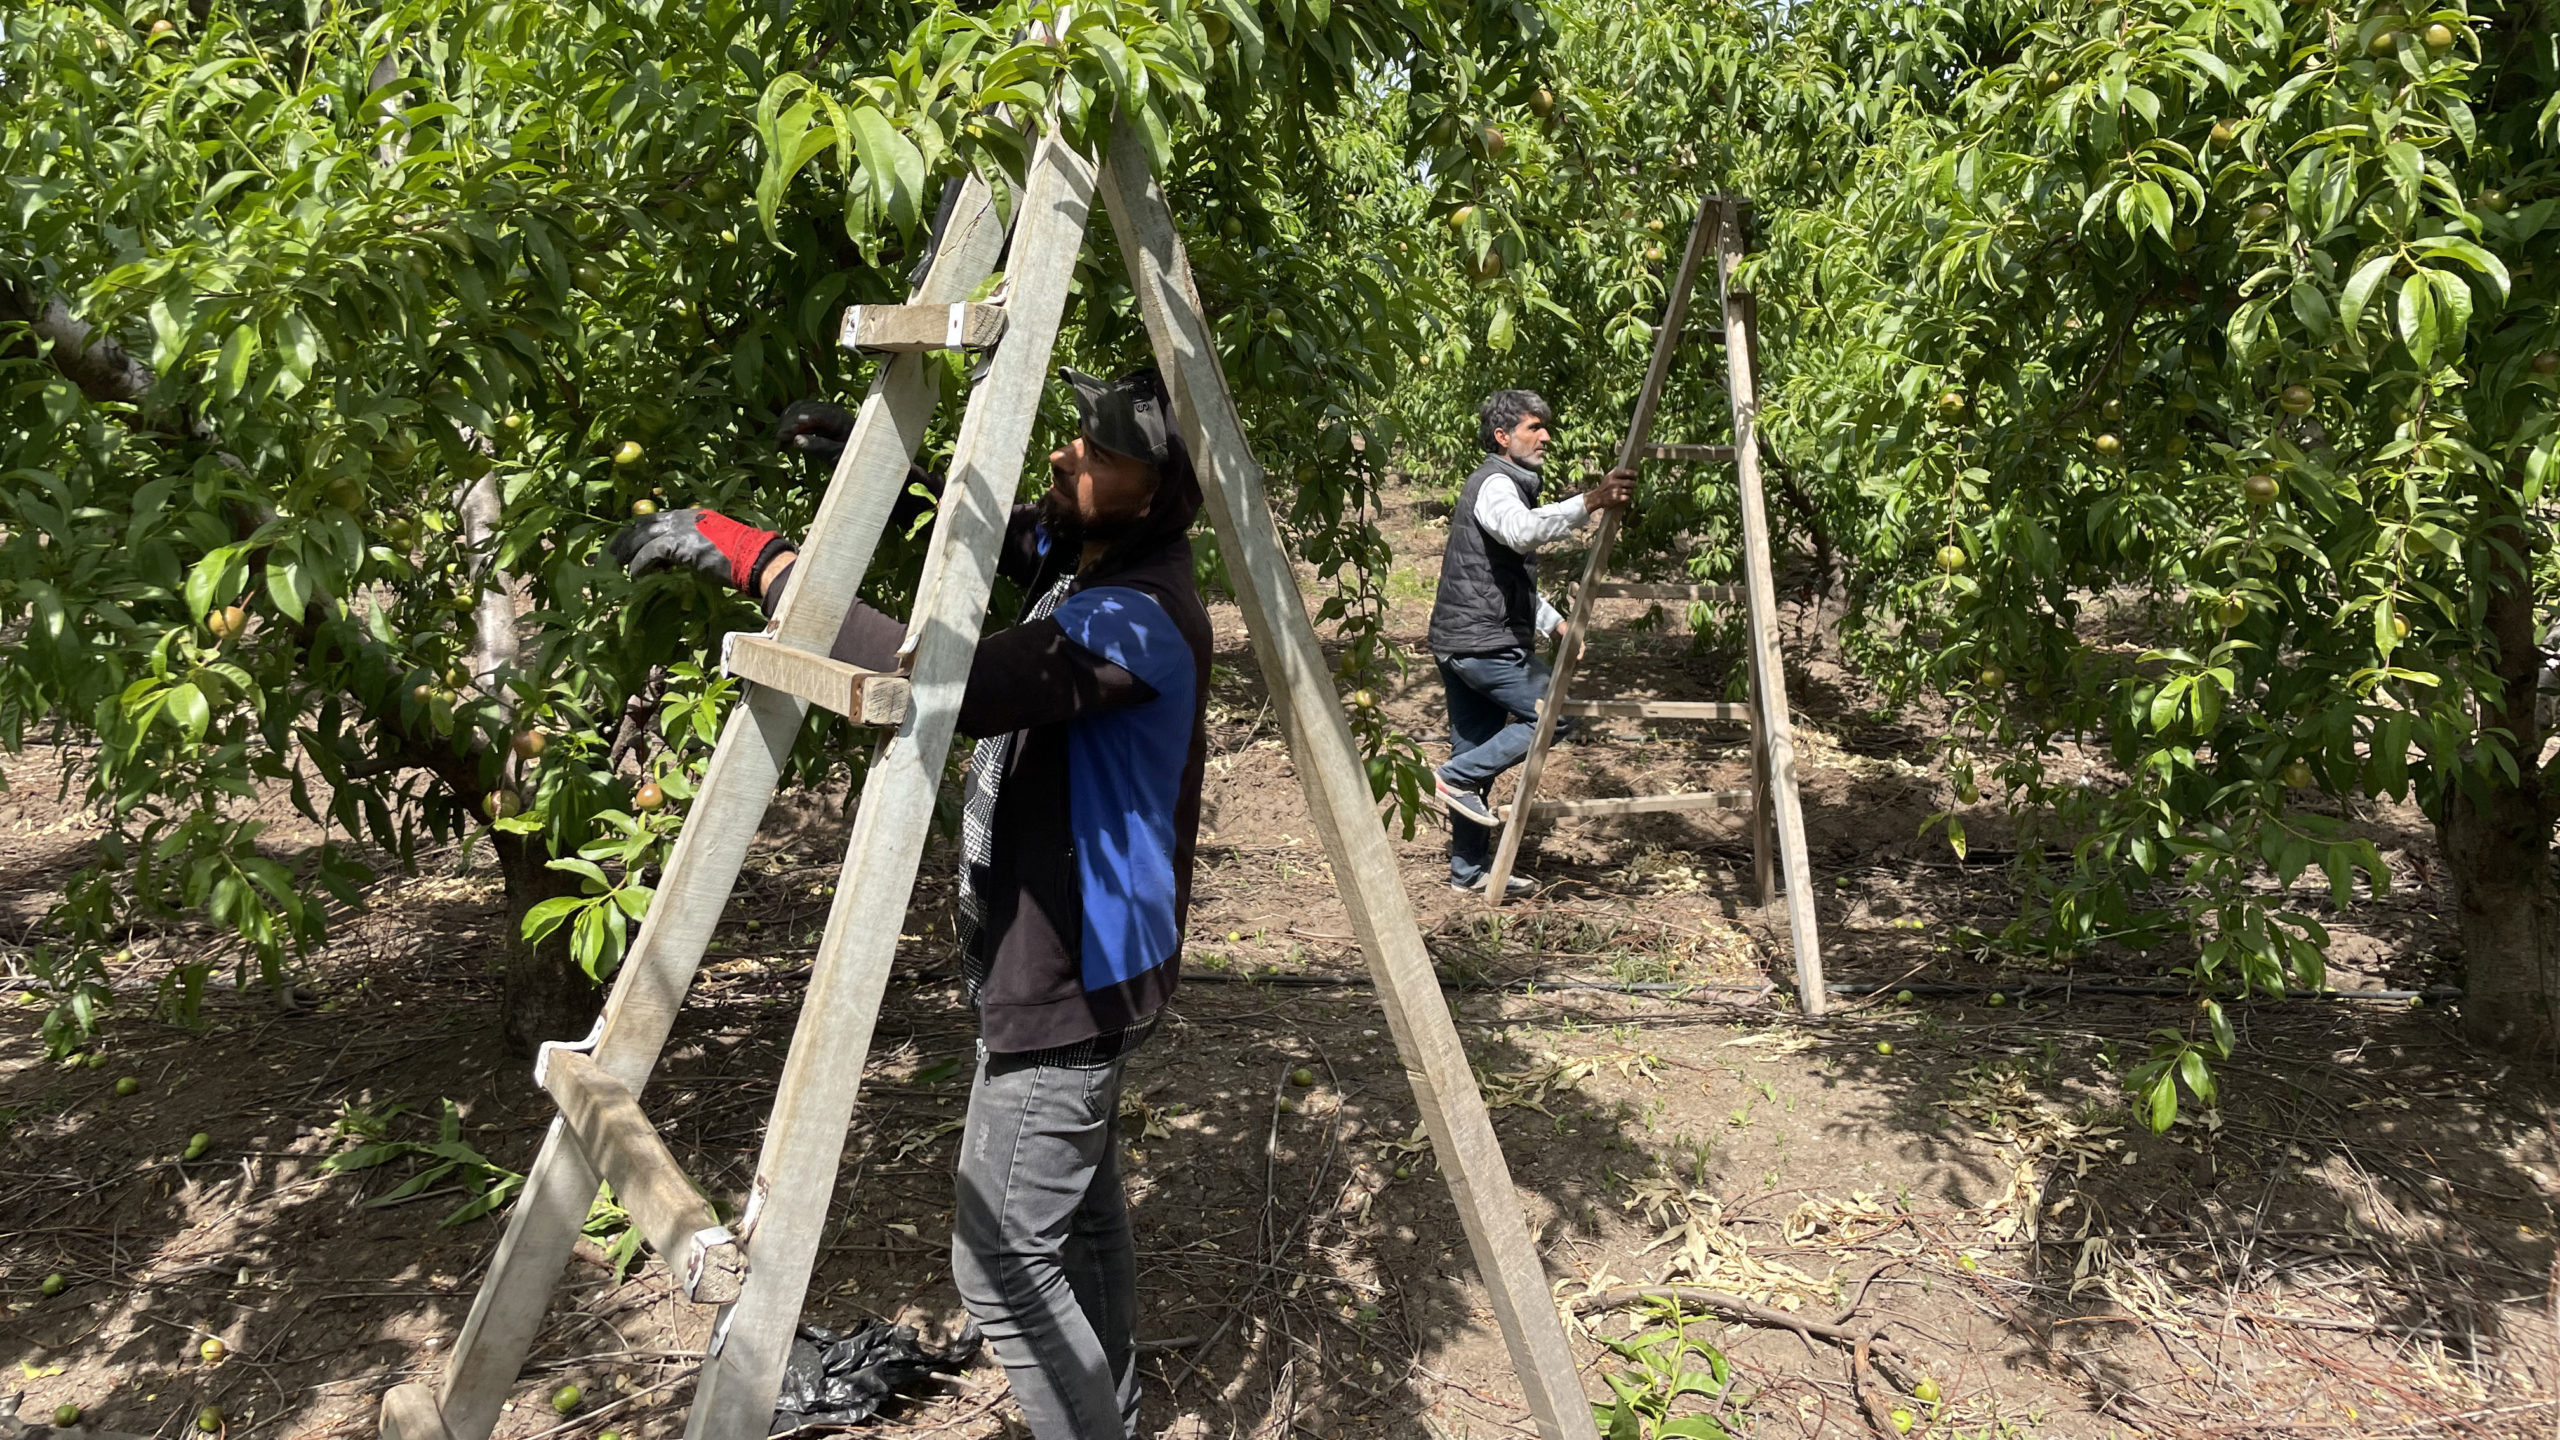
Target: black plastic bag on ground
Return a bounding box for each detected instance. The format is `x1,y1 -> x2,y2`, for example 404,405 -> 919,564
769,1319 -> 981,1434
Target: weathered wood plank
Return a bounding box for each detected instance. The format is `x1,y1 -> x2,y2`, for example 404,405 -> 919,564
723,634 -> 910,727
387,177 -> 1009,1440
1552,699 -> 1749,722
1097,118 -> 1600,1440
1525,789 -> 1750,818
1581,582 -> 1742,603
540,1051 -> 742,1305
1716,220 -> 1827,1014
1636,443 -> 1735,463
1482,198 -> 1719,902
679,132 -> 1098,1440
838,301 -> 1007,352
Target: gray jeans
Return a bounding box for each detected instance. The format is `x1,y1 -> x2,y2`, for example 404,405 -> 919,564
951,1045 -> 1139,1440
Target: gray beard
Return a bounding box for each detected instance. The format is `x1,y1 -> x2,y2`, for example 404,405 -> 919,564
1511,451 -> 1545,471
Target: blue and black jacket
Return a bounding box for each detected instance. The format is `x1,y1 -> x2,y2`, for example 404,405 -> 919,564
785,482 -> 1210,1057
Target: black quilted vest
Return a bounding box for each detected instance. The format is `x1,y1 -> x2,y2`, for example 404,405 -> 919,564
1428,455 -> 1545,657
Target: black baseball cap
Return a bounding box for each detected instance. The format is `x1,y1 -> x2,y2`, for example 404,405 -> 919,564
1060,367 -> 1174,469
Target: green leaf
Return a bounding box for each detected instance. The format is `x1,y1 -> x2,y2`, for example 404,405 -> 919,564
214,323 -> 259,399
2338,252 -> 2395,335
2396,267 -> 2437,368
164,683 -> 209,744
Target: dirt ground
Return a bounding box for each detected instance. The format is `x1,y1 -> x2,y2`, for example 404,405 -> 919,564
7,472 -> 2560,1440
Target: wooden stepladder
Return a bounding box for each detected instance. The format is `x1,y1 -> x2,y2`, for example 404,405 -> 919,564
1479,198 -> 1827,1017
381,124 -> 1602,1440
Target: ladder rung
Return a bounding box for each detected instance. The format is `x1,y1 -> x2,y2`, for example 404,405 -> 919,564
1555,699 -> 1750,722
1525,788 -> 1753,819
541,1051 -> 746,1305
724,634 -> 910,727
378,1382 -> 446,1440
1581,582 -> 1742,603
1637,444 -> 1735,463
838,302 -> 1008,353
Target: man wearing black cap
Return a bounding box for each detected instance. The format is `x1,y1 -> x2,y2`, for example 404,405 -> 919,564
612,369 -> 1209,1440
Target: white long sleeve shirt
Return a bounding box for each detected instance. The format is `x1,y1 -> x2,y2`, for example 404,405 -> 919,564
1471,474 -> 1593,637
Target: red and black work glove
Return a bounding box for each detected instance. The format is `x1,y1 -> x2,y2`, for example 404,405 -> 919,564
608,509 -> 791,598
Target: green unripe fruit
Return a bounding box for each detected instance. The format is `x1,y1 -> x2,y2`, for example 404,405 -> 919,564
2424,22 -> 2454,50
2165,434 -> 2189,458
2100,396 -> 2126,420
1529,88 -> 1555,117
551,1384 -> 582,1415
1915,1377 -> 1941,1403
573,260 -> 606,292
2218,595 -> 2248,627
1221,216 -> 1244,239
1449,205 -> 1475,230
2092,432 -> 2123,457
1897,989 -> 1916,1004
115,1075 -> 142,1097
1937,389 -> 1966,418
1876,1041 -> 1894,1055
56,1405 -> 83,1428
1392,1165 -> 1411,1180
1978,665 -> 2006,688
1986,991 -> 2006,1007
2532,351 -> 2560,377
1290,1067 -> 1316,1087
201,1337 -> 227,1362
1935,545 -> 1967,574
2478,189 -> 2507,213
2209,119 -> 2237,145
185,1132 -> 211,1161
2368,28 -> 2399,55
1954,780 -> 1979,803
197,1404 -> 225,1432
42,1272 -> 67,1296
2244,202 -> 2279,226
1891,1407 -> 1915,1433
614,439 -> 644,466
2243,472 -> 2280,505
2281,758 -> 2315,788
2278,384 -> 2315,414
1959,1254 -> 1979,1271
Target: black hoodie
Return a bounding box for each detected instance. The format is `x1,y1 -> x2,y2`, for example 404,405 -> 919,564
765,454 -> 1210,1057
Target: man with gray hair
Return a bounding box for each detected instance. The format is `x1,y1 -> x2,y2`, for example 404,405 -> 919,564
1425,389 -> 1634,894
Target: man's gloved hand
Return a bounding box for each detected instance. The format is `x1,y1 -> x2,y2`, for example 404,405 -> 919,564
777,400 -> 855,467
608,508 -> 786,595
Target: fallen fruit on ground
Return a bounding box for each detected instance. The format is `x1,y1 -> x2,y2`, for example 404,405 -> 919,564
1959,1255 -> 1979,1271
1290,1067 -> 1316,1087
1876,1041 -> 1894,1054
42,1272 -> 66,1296
1915,1377 -> 1941,1403
185,1132 -> 211,1161
1986,992 -> 2006,1007
55,1405 -> 82,1428
552,1384 -> 582,1415
1891,1407 -> 1915,1433
1897,989 -> 1916,1003
197,1404 -> 224,1432
115,1075 -> 142,1096
200,1337 -> 226,1362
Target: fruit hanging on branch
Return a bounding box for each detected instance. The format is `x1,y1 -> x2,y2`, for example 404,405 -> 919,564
2242,472 -> 2280,505
1935,545 -> 1968,574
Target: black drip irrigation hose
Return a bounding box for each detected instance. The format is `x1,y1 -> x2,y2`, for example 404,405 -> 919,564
1178,969 -> 2463,1005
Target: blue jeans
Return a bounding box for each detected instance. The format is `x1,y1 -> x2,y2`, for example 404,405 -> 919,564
1436,648 -> 1559,884
951,1045 -> 1140,1440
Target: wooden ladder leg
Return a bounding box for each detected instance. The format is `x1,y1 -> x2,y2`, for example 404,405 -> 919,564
1747,687 -> 1774,908
679,132 -> 1099,1440
1482,197 -> 1719,905
381,179 -> 1007,1440
1479,517 -> 1611,901
1098,120 -> 1600,1440
1715,209 -> 1826,1017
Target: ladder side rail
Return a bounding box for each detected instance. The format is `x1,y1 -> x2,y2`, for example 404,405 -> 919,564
1095,118 -> 1601,1440
681,131 -> 1100,1440
386,177 -> 1009,1440
1480,196 -> 1722,902
1716,220 -> 1827,1015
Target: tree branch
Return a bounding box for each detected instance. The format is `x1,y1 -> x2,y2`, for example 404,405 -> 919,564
0,274 -> 155,405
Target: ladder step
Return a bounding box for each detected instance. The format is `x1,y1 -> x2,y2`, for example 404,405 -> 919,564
1637,443 -> 1735,463
1525,788 -> 1752,819
838,302 -> 1008,353
1555,699 -> 1751,722
540,1051 -> 746,1305
378,1382 -> 450,1440
724,634 -> 911,727
1580,582 -> 1742,603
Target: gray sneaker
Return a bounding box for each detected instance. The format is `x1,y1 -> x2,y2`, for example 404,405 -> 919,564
1435,775 -> 1500,828
1450,872 -> 1537,897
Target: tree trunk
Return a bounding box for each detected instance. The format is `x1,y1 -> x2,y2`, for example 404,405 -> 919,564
495,828 -> 600,1052
2441,521 -> 2559,1061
